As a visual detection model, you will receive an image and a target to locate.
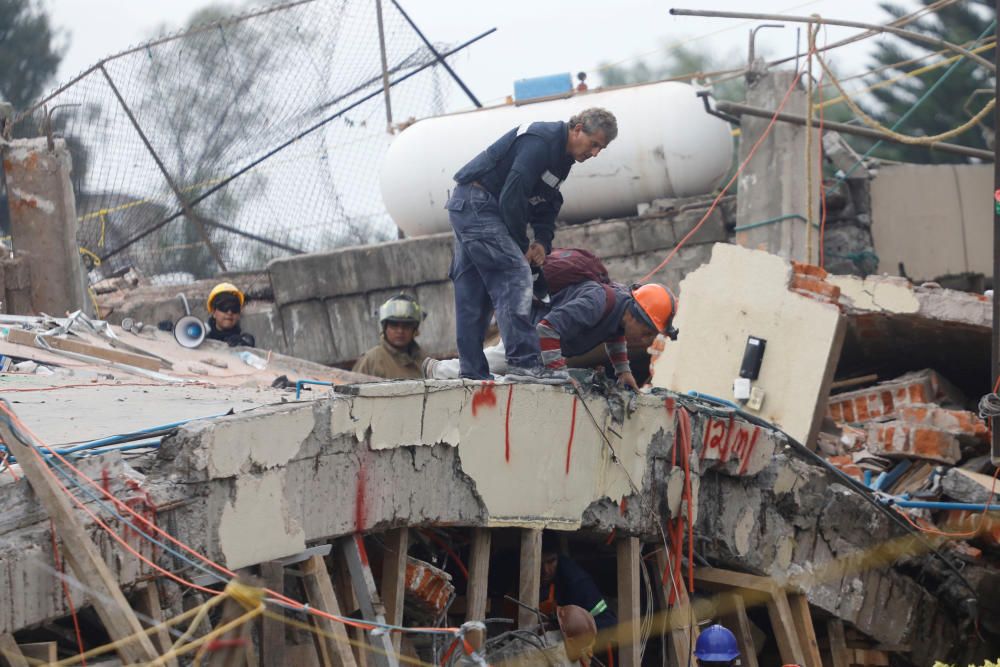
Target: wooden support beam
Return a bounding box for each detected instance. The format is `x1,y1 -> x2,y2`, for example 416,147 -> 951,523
720,592 -> 758,667
465,528 -> 492,650
135,581 -> 179,666
653,549 -> 698,667
260,561 -> 287,667
765,590 -> 808,667
379,529 -> 409,655
339,535 -> 400,667
0,416 -> 160,664
0,634 -> 28,667
827,619 -> 850,667
517,529 -> 542,630
333,555 -> 369,667
616,537 -> 641,667
206,591 -> 258,667
788,593 -> 823,667
693,566 -> 776,593
18,643 -> 56,664
302,555 -> 359,667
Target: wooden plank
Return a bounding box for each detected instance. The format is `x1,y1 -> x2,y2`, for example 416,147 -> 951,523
18,643 -> 56,663
6,328 -> 161,370
260,561 -> 287,667
0,417 -> 160,664
788,593 -> 823,667
517,529 -> 542,630
765,589 -> 808,667
851,648 -> 890,666
827,619 -> 850,667
693,566 -> 776,593
302,555 -> 359,667
206,592 -> 258,667
135,581 -> 178,666
653,549 -> 698,667
0,634 -> 28,667
339,535 -> 399,667
720,593 -> 758,667
616,537 -> 641,667
465,529 -> 492,650
379,529 -> 409,655
333,556 -> 369,667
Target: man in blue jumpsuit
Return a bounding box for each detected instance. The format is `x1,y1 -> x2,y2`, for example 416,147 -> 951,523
445,108 -> 618,382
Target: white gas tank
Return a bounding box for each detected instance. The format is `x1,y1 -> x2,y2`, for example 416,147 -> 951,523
380,81 -> 733,238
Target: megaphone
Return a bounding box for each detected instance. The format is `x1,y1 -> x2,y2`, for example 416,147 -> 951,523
172,292 -> 205,348
174,315 -> 206,348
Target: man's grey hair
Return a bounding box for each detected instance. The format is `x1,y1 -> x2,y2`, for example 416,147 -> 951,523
569,107 -> 618,142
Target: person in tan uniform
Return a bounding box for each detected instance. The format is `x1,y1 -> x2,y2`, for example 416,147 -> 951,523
352,294 -> 428,379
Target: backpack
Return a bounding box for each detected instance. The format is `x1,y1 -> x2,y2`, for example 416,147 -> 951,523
540,248 -> 618,320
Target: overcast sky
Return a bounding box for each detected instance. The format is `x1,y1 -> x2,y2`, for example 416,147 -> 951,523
46,0 -> 897,108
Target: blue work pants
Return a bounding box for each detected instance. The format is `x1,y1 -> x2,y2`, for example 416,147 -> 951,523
447,183 -> 540,379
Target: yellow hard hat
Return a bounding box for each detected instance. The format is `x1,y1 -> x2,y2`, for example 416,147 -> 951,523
207,282 -> 245,312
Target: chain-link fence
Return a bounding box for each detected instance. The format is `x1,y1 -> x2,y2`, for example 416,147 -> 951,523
6,0 -> 483,282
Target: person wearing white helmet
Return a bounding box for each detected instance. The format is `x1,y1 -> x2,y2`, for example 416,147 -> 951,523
352,294 -> 428,379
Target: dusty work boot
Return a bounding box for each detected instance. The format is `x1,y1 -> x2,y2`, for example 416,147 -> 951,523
503,365 -> 570,385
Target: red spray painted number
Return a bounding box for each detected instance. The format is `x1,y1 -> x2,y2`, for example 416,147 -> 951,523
471,382 -> 497,417
354,462 -> 367,532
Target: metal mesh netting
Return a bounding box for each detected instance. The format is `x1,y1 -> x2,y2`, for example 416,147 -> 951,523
8,0 -> 473,281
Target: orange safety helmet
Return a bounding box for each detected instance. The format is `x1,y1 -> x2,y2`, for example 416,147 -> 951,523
632,283 -> 678,339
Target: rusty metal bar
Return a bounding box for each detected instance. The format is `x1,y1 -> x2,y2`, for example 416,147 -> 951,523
375,0 -> 394,132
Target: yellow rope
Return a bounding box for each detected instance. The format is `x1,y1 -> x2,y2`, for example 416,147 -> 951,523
52,589 -> 228,666
149,600 -> 264,667
819,41 -> 996,111
816,46 -> 996,144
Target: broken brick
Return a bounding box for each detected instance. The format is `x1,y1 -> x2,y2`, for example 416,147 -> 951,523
827,454 -> 864,481
790,274 -> 841,301
864,422 -> 961,464
943,511 -> 1000,547
792,261 -> 829,280
895,405 -> 988,441
827,370 -> 965,423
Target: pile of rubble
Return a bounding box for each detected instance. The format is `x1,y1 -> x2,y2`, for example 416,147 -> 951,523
822,369 -> 999,555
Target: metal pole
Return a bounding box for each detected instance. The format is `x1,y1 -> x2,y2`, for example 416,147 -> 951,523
669,8 -> 996,73
375,0 -> 394,132
100,28 -> 496,263
714,100 -> 994,160
99,65 -> 229,272
992,0 -> 999,465
389,0 -> 483,107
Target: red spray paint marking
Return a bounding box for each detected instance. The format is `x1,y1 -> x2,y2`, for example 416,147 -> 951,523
564,396 -> 578,475
471,382 -> 497,417
604,497 -> 629,545
664,397 -> 676,417
737,427 -> 761,475
100,466 -> 111,494
354,462 -> 367,532
720,413 -> 736,462
504,384 -> 514,462
698,419 -> 711,461
354,533 -> 370,567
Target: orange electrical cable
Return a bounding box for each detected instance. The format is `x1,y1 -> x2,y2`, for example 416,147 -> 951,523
638,68 -> 805,284
896,466 -> 999,539
0,402 -> 459,636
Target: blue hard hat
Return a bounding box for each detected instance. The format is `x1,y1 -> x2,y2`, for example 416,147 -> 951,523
694,625 -> 740,661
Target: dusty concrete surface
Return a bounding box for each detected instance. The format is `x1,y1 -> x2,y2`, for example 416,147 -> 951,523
0,379 -> 969,662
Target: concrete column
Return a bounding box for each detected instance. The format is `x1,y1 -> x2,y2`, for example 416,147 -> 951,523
734,70 -> 821,264
2,137 -> 88,315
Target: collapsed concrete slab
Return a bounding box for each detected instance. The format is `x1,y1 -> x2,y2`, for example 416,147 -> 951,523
651,243 -> 846,447
0,379 -> 973,663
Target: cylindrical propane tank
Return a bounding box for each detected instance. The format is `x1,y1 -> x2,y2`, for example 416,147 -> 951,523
380,81 -> 733,237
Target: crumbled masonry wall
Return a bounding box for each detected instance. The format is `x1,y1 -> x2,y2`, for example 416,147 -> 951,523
0,380 -> 967,663
830,274 -> 992,396
652,243 -> 846,447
